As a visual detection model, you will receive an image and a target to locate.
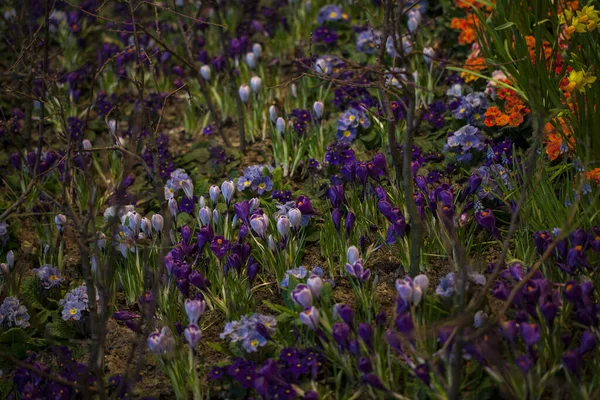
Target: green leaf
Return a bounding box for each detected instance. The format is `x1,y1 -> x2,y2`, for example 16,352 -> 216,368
495,21 -> 515,30
359,129 -> 382,150
206,341 -> 229,355
45,318 -> 75,340
176,212 -> 193,226
21,278 -> 43,310
0,327 -> 28,344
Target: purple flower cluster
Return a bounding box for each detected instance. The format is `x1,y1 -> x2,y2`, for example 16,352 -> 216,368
450,92 -> 488,126
317,5 -> 350,25
325,141 -> 356,166
32,264 -> 64,290
12,347 -> 99,400
141,132 -> 175,179
289,108 -> 312,135
423,100 -> 447,130
444,125 -> 487,163
236,164 -> 274,195
60,285 -> 93,321
220,313 -> 277,353
313,25 -> 338,45
336,107 -> 370,142
210,347 -> 324,398
356,29 -> 381,54
533,227 -> 600,274
0,296 -> 30,328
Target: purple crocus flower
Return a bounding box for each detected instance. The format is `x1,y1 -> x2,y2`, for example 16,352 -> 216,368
189,270 -> 209,290
475,209 -> 501,239
296,196 -> 317,215
328,185 -> 345,208
533,231 -> 552,255
345,212 -> 355,237
562,349 -> 580,373
414,364 -> 430,385
520,322 -> 541,347
345,259 -> 371,282
586,227 -> 600,253
333,303 -> 355,326
331,208 -> 342,232
580,330 -> 596,355
332,322 -> 350,349
291,284 -> 313,309
300,307 -> 319,330
210,236 -> 230,259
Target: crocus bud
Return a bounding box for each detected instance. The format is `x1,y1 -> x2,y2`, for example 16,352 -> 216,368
199,206 -> 211,226
288,208 -> 302,228
168,198 -> 178,218
307,274 -> 323,297
239,84 -> 250,103
423,47 -> 435,65
276,117 -> 285,134
413,274 -> 429,293
347,246 -> 360,265
245,52 -> 257,69
332,208 -> 342,232
252,43 -> 262,58
291,83 -> 297,98
276,215 -> 291,239
184,324 -> 202,348
401,37 -> 412,55
147,327 -> 176,359
333,303 -> 355,326
345,212 -> 355,237
141,217 -> 152,238
198,196 -> 206,209
6,250 -> 14,268
249,198 -> 260,212
182,180 -> 194,199
313,101 -> 324,119
250,214 -> 268,238
250,76 -> 262,93
152,214 -> 164,232
268,235 -> 276,251
269,105 -> 278,122
212,209 -> 220,225
55,214 -> 67,234
200,65 -> 211,81
408,17 -> 419,33
82,139 -> 92,150
468,174 -> 482,194
130,212 -> 142,232
300,306 -> 319,329
473,310 -> 487,328
291,284 -> 313,308
221,180 -> 235,205
96,232 -> 106,250
185,298 -> 206,324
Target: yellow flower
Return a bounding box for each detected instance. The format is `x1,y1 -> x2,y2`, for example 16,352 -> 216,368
565,70 -> 597,93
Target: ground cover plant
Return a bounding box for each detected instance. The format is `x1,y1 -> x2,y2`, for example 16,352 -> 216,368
1,0 -> 600,398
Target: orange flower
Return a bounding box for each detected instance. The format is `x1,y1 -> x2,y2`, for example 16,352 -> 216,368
459,29 -> 477,44
508,112 -> 524,127
484,117 -> 496,127
496,114 -> 510,127
544,119 -> 575,161
587,168 -> 600,184
461,56 -> 487,82
451,18 -> 468,31
484,106 -> 502,118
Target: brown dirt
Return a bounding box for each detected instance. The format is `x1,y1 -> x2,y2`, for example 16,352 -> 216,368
104,319 -> 174,399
